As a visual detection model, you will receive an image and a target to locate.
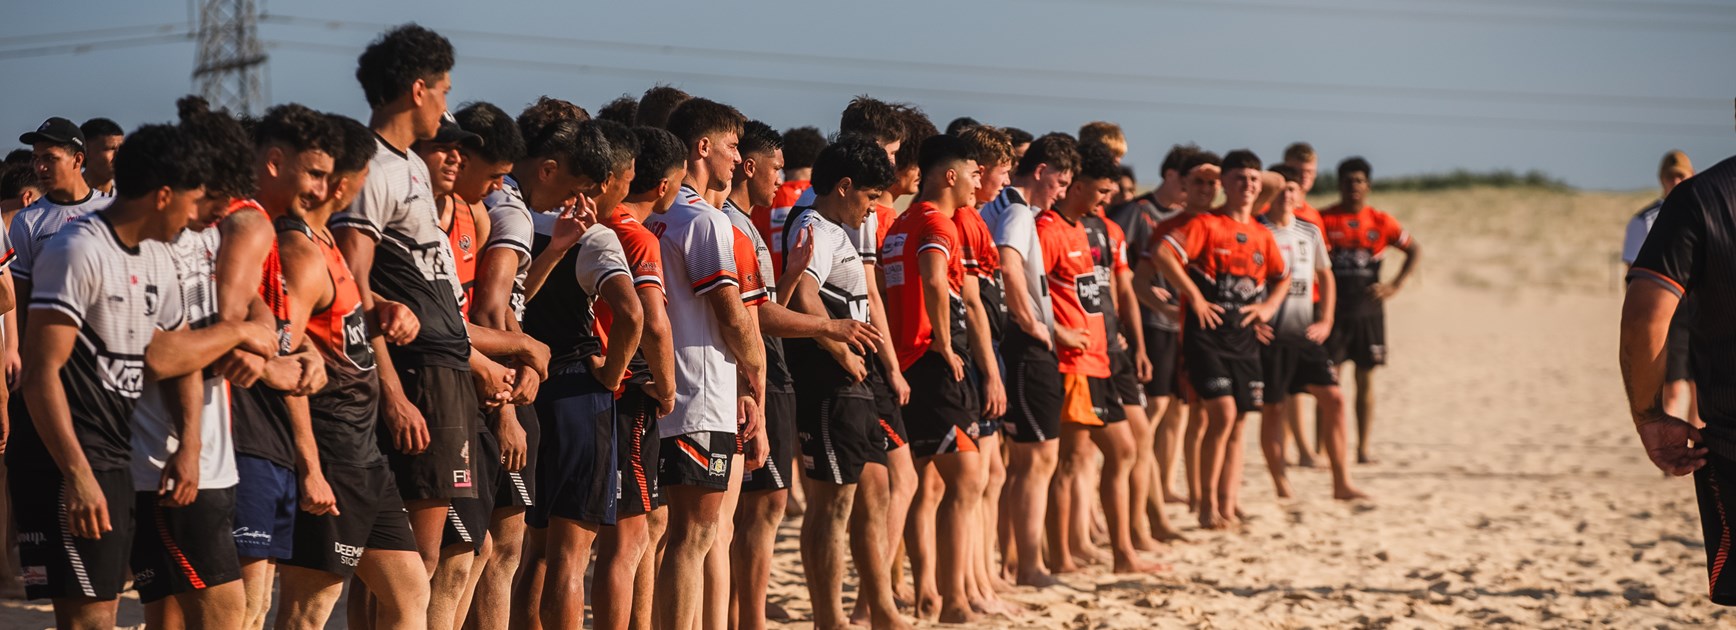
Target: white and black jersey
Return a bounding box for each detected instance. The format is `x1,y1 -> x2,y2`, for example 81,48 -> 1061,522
782,206 -> 871,396
8,190 -> 112,283
522,219 -> 632,374
483,175 -> 535,322
331,137 -> 469,370
724,200 -> 791,393
131,226 -> 237,491
980,186 -> 1054,329
18,214 -> 183,472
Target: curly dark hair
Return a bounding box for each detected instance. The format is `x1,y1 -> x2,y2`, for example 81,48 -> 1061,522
1003,127 -> 1033,147
355,24 -> 455,108
1160,143 -> 1201,178
253,103 -> 342,157
597,95 -> 638,126
455,101 -> 526,165
592,119 -> 639,178
176,95 -> 255,198
80,117 -> 124,139
839,96 -> 904,147
517,96 -> 590,154
945,116 -> 980,136
893,104 -> 936,171
0,163 -> 36,199
1338,156 -> 1372,180
812,133 -> 896,195
114,124 -> 210,199
629,126 -> 686,196
1077,142 -> 1121,182
780,126 -> 826,170
325,114 -> 378,175
740,120 -> 782,159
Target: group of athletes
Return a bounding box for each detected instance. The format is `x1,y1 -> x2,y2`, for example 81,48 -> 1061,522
0,23 -> 1426,630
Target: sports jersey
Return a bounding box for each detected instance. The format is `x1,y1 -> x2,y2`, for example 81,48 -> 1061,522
1081,212 -> 1129,344
1623,199 -> 1664,265
1109,194 -> 1183,331
781,205 -> 874,397
1295,201 -> 1326,232
754,179 -> 810,272
442,196 -> 482,316
600,205 -> 667,386
1629,156 -> 1736,433
132,225 -> 237,491
980,186 -> 1054,329
724,200 -> 790,392
331,137 -> 469,370
279,216 -> 381,467
17,214 -> 184,472
881,202 -> 967,371
954,204 -> 1003,341
482,175 -> 536,322
1035,209 -> 1109,378
523,219 -> 632,374
1317,204 -> 1410,319
8,189 -> 111,282
1161,213 -> 1288,355
225,200 -> 297,469
644,185 -> 743,437
1260,216 -> 1330,341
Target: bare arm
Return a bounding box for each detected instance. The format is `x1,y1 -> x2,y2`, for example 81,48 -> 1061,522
335,226 -> 426,455
917,250 -> 961,380
157,370 -> 202,507
277,234 -> 338,515
145,318 -> 273,380
470,247 -> 521,330
216,212 -> 273,323
864,263 -> 903,380
1377,239 -> 1421,300
757,300 -> 877,353
962,270 -> 1004,417
704,285 -> 765,403
637,285 -> 675,412
1620,279 -> 1706,475
1114,265 -> 1143,355
783,273 -> 863,374
22,311 -> 110,537
0,269 -> 14,316
594,275 -> 644,392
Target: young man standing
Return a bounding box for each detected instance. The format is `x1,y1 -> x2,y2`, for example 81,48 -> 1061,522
78,118 -> 124,198
1152,149 -> 1290,529
14,123 -> 200,630
779,135 -> 907,630
1318,157 -> 1420,464
1257,165 -> 1365,501
644,97 -> 766,630
274,113 -> 434,630
12,117 -> 110,308
980,133 -> 1075,587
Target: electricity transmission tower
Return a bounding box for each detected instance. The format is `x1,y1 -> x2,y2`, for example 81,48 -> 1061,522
192,0 -> 266,115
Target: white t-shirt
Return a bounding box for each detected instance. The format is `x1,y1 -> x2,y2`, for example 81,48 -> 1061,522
132,226 -> 237,490
980,186 -> 1053,330
644,186 -> 742,437
9,190 -> 111,282
1261,216 -> 1331,342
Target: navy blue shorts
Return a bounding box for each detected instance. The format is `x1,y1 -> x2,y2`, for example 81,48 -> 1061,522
232,455 -> 297,560
529,370 -> 619,528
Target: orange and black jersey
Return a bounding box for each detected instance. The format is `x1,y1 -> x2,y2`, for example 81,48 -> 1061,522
600,205 -> 667,387
279,215 -> 381,467
881,202 -> 968,372
440,195 -> 482,317
754,180 -> 810,273
1036,209 -> 1110,378
1318,204 -> 1409,318
228,199 -> 297,469
1161,213 -> 1287,355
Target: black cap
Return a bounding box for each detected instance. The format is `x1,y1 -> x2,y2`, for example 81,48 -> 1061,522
20,117 -> 85,151
431,111 -> 481,146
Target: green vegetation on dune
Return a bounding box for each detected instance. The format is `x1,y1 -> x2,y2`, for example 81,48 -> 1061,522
1311,169 -> 1572,194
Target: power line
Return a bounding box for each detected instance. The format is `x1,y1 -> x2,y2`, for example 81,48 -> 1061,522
0,22 -> 187,48
1064,0 -> 1736,32
0,33 -> 193,61
259,14 -> 1725,111
1431,0 -> 1736,17
265,38 -> 1725,137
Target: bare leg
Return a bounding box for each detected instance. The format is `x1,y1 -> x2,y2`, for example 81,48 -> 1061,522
356,549 -> 432,630
849,463 -> 909,630
904,460 -> 942,620
1184,404 -> 1206,511
509,526 -> 547,630
274,566 -> 345,630
469,508 -> 525,630
701,458 -> 744,630
883,445 -> 917,604
429,544 -> 476,630
974,433 -> 1011,598
1286,396 -> 1316,468
1353,365 -> 1377,464
1218,415 -> 1249,526
1153,400 -> 1186,505
801,479 -> 856,630
931,451 -> 984,624
539,517 -> 600,630
1006,440 -> 1060,586
238,558 -> 276,630
731,487 -> 786,630
167,579 -> 247,629
1260,400 -> 1294,499
1308,385 -> 1367,500
454,535 -> 492,629
1089,422 -> 1160,573
1196,398 -> 1236,529
655,485 -> 725,630
1125,401 -> 1161,552
596,513 -> 650,630
631,508 -> 667,630
1047,424 -> 1094,574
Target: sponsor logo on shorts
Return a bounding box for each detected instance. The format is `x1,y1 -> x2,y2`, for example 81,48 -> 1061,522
455,439 -> 473,488
1371,345 -> 1387,363
134,568 -> 157,586
334,542 -> 364,567
17,531 -> 46,545
708,452 -> 729,477
801,454 -> 815,471
1250,380 -> 1266,406
233,527 -> 273,543
22,566 -> 48,586
1207,377 -> 1232,394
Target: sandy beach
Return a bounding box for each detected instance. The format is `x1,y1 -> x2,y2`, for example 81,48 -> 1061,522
4,186 -> 1727,628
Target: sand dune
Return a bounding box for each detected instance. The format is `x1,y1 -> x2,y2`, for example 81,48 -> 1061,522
4,186 -> 1724,628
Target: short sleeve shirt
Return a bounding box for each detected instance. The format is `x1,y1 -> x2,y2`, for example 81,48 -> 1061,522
644,185 -> 742,437
1318,204 -> 1410,319
9,190 -> 111,282
1623,200 -> 1663,265
756,180 -> 810,273
1260,217 -> 1330,341
1036,209 -> 1109,377
980,186 -> 1053,330
483,175 -> 537,321
881,202 -> 967,371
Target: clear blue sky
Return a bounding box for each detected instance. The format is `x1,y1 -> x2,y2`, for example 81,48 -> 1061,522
2,0 -> 1732,190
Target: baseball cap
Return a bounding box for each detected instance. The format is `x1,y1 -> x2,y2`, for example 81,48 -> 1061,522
1660,150 -> 1692,180
432,111 -> 481,146
19,117 -> 85,151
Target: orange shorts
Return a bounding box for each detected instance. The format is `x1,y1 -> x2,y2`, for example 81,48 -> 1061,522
1060,373 -> 1104,427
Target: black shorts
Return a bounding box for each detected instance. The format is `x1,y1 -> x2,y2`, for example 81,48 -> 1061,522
744,389 -> 798,493
445,430 -> 496,553
902,351 -> 983,458
797,390 -> 881,485
284,464 -> 416,577
530,370 -> 619,527
660,431 -> 737,491
13,467 -> 134,601
1107,347 -> 1146,408
1183,338 -> 1264,415
1327,312 -> 1387,367
491,404 -> 539,510
232,455 -> 296,560
1667,319 -> 1694,382
969,361 -> 1000,438
867,359 -> 908,453
1696,431 -> 1736,605
1001,329 -> 1064,443
384,365 -> 482,501
131,488 -> 242,603
1090,377 -> 1128,423
1143,327 -> 1181,398
616,386 -> 662,516
1261,339 -> 1339,401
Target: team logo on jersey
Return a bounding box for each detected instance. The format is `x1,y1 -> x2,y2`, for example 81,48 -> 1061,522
1347,220 -> 1360,229
99,355 -> 147,398
1253,252 -> 1264,266
143,283 -> 160,316
881,233 -> 907,258
1235,232 -> 1248,244
1367,229 -> 1380,242
459,234 -> 473,253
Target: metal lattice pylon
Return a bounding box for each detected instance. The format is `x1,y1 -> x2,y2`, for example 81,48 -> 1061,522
193,0 -> 267,115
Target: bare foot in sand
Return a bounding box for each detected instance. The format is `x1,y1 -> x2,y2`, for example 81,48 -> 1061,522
1199,511 -> 1224,530
1335,485 -> 1371,501
1296,452 -> 1318,468
1072,544 -> 1107,566
939,604 -> 978,624
1113,555 -> 1171,575
917,591 -> 943,621
1133,533 -> 1164,552
1273,475 -> 1294,499
1163,491 -> 1189,505
1017,570 -> 1061,588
